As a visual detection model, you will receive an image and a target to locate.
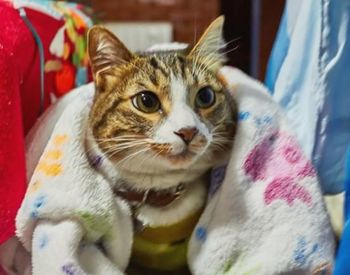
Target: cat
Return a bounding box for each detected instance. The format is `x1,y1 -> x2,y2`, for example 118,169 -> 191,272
87,16 -> 237,272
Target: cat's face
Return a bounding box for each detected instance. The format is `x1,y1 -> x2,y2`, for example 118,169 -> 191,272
88,17 -> 236,172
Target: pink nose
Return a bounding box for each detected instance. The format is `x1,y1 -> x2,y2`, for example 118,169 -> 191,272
174,127 -> 198,144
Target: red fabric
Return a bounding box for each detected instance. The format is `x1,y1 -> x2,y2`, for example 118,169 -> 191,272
0,2 -> 63,244
0,1 -> 28,245
0,1 -> 92,246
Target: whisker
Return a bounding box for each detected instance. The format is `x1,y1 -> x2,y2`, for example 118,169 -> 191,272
115,147 -> 150,166
102,141 -> 149,156
219,37 -> 241,50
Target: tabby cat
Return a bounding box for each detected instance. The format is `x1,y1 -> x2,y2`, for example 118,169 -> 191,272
87,16 -> 237,273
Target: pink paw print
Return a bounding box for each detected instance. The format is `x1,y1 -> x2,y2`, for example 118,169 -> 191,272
244,132 -> 315,206
264,177 -> 312,206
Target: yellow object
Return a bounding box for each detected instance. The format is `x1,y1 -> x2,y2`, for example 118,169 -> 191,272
37,162 -> 62,177
324,193 -> 344,239
53,134 -> 69,145
45,150 -> 63,160
28,181 -> 42,194
132,235 -> 188,271
63,43 -> 70,60
44,60 -> 63,73
132,208 -> 202,271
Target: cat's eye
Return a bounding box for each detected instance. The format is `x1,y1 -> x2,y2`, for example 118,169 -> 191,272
195,86 -> 216,109
132,91 -> 161,113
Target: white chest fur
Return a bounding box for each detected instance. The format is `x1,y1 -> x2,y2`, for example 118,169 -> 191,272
134,178 -> 207,227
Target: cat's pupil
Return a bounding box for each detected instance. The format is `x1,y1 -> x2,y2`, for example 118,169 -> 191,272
196,86 -> 215,108
141,93 -> 157,108
132,91 -> 160,113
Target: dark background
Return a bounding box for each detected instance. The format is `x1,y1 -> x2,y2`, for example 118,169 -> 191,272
84,0 -> 285,80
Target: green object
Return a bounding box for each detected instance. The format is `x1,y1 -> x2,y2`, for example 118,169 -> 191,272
77,211 -> 110,241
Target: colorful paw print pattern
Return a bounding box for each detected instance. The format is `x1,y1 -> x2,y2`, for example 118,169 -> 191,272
25,134 -> 69,219
244,132 -> 315,206
28,134 -> 68,194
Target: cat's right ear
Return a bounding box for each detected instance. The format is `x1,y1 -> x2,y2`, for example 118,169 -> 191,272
87,26 -> 133,76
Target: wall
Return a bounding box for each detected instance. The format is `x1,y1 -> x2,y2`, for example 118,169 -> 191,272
88,0 -> 285,79
90,0 -> 220,44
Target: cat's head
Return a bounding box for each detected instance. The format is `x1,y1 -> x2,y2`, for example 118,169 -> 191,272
87,16 -> 236,172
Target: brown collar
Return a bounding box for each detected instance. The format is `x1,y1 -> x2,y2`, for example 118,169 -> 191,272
113,183 -> 186,208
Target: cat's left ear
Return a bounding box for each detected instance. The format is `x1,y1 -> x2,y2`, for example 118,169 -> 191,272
188,16 -> 226,72
88,26 -> 133,76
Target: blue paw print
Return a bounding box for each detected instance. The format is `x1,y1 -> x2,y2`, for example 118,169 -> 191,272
238,111 -> 250,121
38,233 -> 49,249
30,195 -> 46,218
254,115 -> 273,127
294,236 -> 319,266
196,226 -> 207,242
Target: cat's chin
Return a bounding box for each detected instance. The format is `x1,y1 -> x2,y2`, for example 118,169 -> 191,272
159,150 -> 203,169
167,151 -> 196,162
148,144 -> 205,168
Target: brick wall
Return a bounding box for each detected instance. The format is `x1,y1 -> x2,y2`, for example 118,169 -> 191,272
90,0 -> 220,44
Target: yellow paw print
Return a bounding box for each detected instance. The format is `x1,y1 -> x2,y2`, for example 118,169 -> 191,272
34,134 -> 69,179
53,134 -> 68,146
37,162 -> 63,177
27,181 -> 42,194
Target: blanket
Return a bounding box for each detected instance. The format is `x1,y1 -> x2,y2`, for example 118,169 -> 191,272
16,67 -> 335,275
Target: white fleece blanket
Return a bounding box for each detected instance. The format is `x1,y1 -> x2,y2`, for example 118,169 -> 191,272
16,67 -> 335,275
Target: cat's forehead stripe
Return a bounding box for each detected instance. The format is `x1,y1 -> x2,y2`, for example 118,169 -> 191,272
149,56 -> 168,77
149,74 -> 158,86
177,56 -> 186,78
148,54 -> 189,80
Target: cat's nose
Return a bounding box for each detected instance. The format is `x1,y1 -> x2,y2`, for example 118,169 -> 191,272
174,127 -> 198,145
